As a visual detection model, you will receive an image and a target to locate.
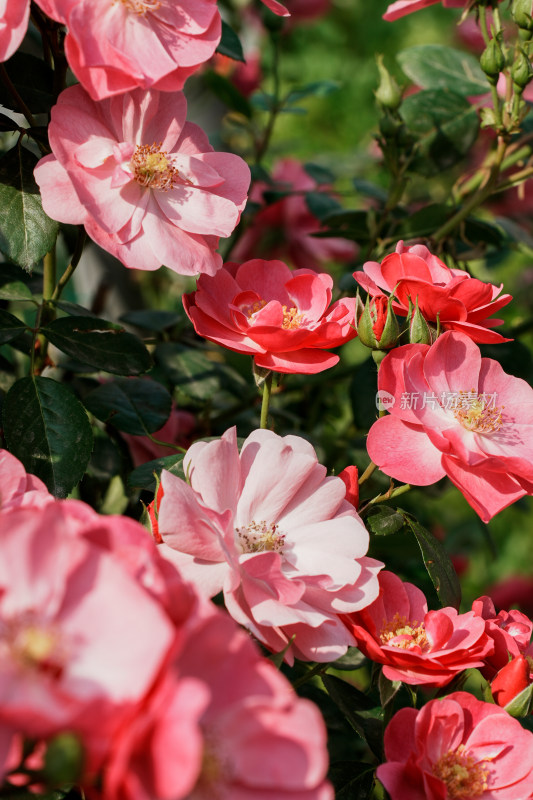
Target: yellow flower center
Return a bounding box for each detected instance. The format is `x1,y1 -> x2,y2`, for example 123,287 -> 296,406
452,389 -> 503,434
3,617 -> 66,678
380,612 -> 428,650
131,143 -> 177,190
115,0 -> 161,14
242,299 -> 303,329
235,520 -> 285,554
433,745 -> 490,798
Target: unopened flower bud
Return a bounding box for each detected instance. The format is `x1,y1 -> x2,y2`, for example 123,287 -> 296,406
512,48 -> 533,90
491,654 -> 531,708
338,465 -> 359,508
375,54 -> 402,110
408,297 -> 437,345
512,0 -> 533,31
44,733 -> 84,786
356,295 -> 400,351
480,38 -> 505,84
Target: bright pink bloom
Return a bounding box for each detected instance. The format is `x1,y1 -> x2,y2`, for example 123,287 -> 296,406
491,655 -> 532,708
232,159 -> 356,271
353,240 -> 511,344
378,691 -> 533,800
183,259 -> 357,374
367,331 -> 533,522
338,465 -> 359,509
472,595 -> 533,678
260,0 -> 290,15
105,605 -> 333,800
341,571 -> 493,687
34,0 -> 221,100
0,0 -> 29,61
122,404 -> 195,467
34,86 -> 250,277
156,426 -> 382,663
0,501 -> 175,744
384,0 -> 479,21
0,450 -> 51,511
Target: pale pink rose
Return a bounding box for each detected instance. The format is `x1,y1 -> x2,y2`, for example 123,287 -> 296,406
232,159 -> 357,271
367,331 -> 533,522
384,0 -> 479,21
353,240 -> 511,344
0,501 -> 175,747
0,450 -> 51,511
183,259 -> 358,374
155,426 -> 383,663
34,86 -> 250,276
121,404 -> 196,467
0,0 -> 29,61
378,692 -> 533,800
176,609 -> 333,800
34,0 -> 221,100
472,595 -> 533,679
341,571 -> 493,687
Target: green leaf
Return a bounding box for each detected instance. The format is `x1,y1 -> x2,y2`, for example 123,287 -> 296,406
128,453 -> 186,491
0,280 -> 33,301
0,308 -> 28,343
404,514 -> 462,610
400,89 -> 479,176
251,92 -> 276,112
315,208 -> 371,243
155,343 -> 222,400
378,670 -> 401,708
0,52 -> 55,113
0,146 -> 59,271
216,20 -> 245,62
84,378 -> 172,435
3,376 -> 93,497
42,316 -> 152,375
120,309 -> 181,332
398,44 -> 488,96
365,505 -> 405,536
284,80 -> 340,105
332,647 -> 367,671
305,191 -> 342,221
394,203 -> 452,240
203,70 -> 252,118
330,762 -> 375,800
304,163 -> 335,185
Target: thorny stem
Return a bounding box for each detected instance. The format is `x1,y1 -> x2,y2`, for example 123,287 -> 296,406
366,482 -> 412,507
358,461 -> 378,485
33,245 -> 57,375
145,433 -> 186,453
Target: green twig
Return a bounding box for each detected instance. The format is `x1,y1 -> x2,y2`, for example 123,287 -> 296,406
51,228 -> 87,303
260,371 -> 273,429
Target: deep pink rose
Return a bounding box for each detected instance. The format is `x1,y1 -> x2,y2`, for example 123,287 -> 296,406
183,259 -> 357,374
353,240 -> 511,344
0,0 -> 29,61
0,450 -> 51,511
367,331 -> 533,522
122,404 -> 196,467
378,692 -> 533,800
341,571 -> 493,687
384,0 -> 479,21
472,595 -> 533,679
260,0 -> 290,15
34,0 -> 221,100
155,426 -> 382,663
491,655 -> 532,708
34,86 -> 250,277
232,159 -> 357,271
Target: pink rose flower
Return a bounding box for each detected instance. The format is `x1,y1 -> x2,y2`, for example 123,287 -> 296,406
384,0 -> 478,21
0,450 -> 51,511
104,607 -> 333,800
232,159 -> 357,271
155,426 -> 382,663
378,692 -> 533,800
34,0 -> 221,100
121,404 -> 196,467
472,595 -> 533,679
491,654 -> 532,708
367,331 -> 533,522
353,241 -> 511,344
0,501 -> 175,746
0,0 -> 29,62
341,571 -> 493,687
183,259 -> 357,374
260,0 -> 290,15
34,85 -> 250,276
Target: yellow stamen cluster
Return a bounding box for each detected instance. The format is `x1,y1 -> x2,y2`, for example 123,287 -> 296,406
116,0 -> 161,14
131,143 -> 177,190
4,617 -> 65,678
244,300 -> 267,318
380,612 -> 428,650
452,390 -> 503,434
432,744 -> 490,798
236,520 -> 285,554
281,305 -> 304,330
